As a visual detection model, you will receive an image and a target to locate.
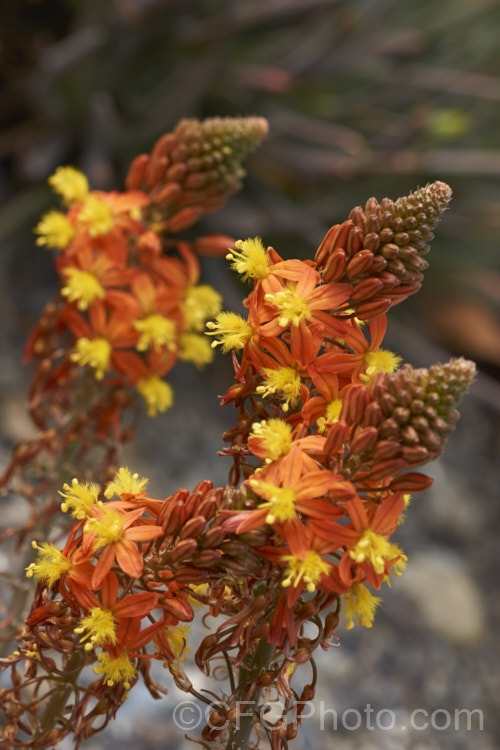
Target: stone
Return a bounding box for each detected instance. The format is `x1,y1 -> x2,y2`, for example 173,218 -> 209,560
397,548 -> 486,645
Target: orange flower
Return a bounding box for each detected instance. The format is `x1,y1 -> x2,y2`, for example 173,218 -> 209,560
231,446 -> 344,552
63,300 -> 138,379
57,244 -> 138,311
256,267 -> 351,366
316,315 -> 401,385
309,491 -> 406,588
82,504 -> 163,588
26,525 -> 96,613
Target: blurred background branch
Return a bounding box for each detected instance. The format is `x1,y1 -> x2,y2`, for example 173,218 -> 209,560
2,0 -> 500,389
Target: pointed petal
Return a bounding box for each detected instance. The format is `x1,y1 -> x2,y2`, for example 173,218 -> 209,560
91,545 -> 116,589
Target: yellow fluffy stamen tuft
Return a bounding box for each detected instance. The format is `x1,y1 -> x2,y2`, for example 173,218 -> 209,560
256,367 -> 302,412
48,166 -> 89,205
182,285 -> 222,332
206,311 -> 253,353
79,196 -> 114,237
361,349 -> 402,384
61,268 -> 106,310
75,608 -> 117,650
35,211 -> 75,249
178,333 -> 214,369
93,650 -> 136,689
250,418 -> 292,462
250,479 -> 297,524
71,337 -> 111,379
226,237 -> 270,280
59,477 -> 100,518
133,314 -> 176,352
84,507 -> 125,549
136,376 -> 173,417
264,284 -> 310,328
281,550 -> 331,593
105,467 -> 149,499
26,542 -> 71,587
343,583 -> 382,630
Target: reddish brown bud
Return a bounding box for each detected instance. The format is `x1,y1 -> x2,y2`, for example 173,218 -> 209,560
368,458 -> 408,481
159,499 -> 187,535
354,297 -> 392,319
345,249 -> 374,278
401,445 -> 430,463
350,277 -> 384,303
349,206 -> 366,228
178,516 -> 207,540
323,248 -> 347,282
125,154 -> 149,189
146,155 -> 169,187
193,234 -> 235,256
315,220 -> 353,267
341,385 -> 371,424
152,182 -> 182,204
349,426 -> 378,454
166,206 -> 204,232
160,597 -> 194,621
390,472 -> 434,492
325,420 -> 349,457
170,538 -> 198,562
199,527 -> 226,549
190,550 -> 222,568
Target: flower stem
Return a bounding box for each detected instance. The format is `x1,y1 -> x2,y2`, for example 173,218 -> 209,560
225,638 -> 275,750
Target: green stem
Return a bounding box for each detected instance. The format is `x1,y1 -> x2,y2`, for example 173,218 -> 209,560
37,650 -> 84,736
225,638 -> 275,750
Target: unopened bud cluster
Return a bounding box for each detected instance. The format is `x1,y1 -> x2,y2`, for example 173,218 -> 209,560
127,116 -> 269,232
315,181 -> 453,317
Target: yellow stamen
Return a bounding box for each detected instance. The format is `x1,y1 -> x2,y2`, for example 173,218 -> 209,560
343,583 -> 382,630
71,337 -> 111,379
326,397 -> 343,423
61,268 -> 106,310
250,418 -> 292,462
26,542 -> 71,586
133,314 -> 177,352
76,607 -> 117,649
136,376 -> 173,417
361,349 -> 402,384
93,650 -> 136,689
264,284 -> 310,328
249,479 -> 297,524
79,196 -> 114,237
178,333 -> 214,369
35,211 -> 75,249
104,467 -> 149,499
226,237 -> 270,280
164,625 -> 191,662
398,494 -> 412,526
281,550 -> 330,593
350,530 -> 405,576
256,367 -> 302,412
48,166 -> 89,204
59,477 -> 100,518
182,285 -> 222,332
206,311 -> 253,353
84,507 -> 125,549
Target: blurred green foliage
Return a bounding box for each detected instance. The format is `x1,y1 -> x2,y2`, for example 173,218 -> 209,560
2,0 -> 500,369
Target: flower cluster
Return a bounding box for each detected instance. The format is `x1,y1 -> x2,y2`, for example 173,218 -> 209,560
1,177 -> 476,750
2,468 -> 236,744
31,115 -> 270,419
1,116 -> 268,508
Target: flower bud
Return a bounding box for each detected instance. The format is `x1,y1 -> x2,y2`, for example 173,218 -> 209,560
316,182 -> 453,314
